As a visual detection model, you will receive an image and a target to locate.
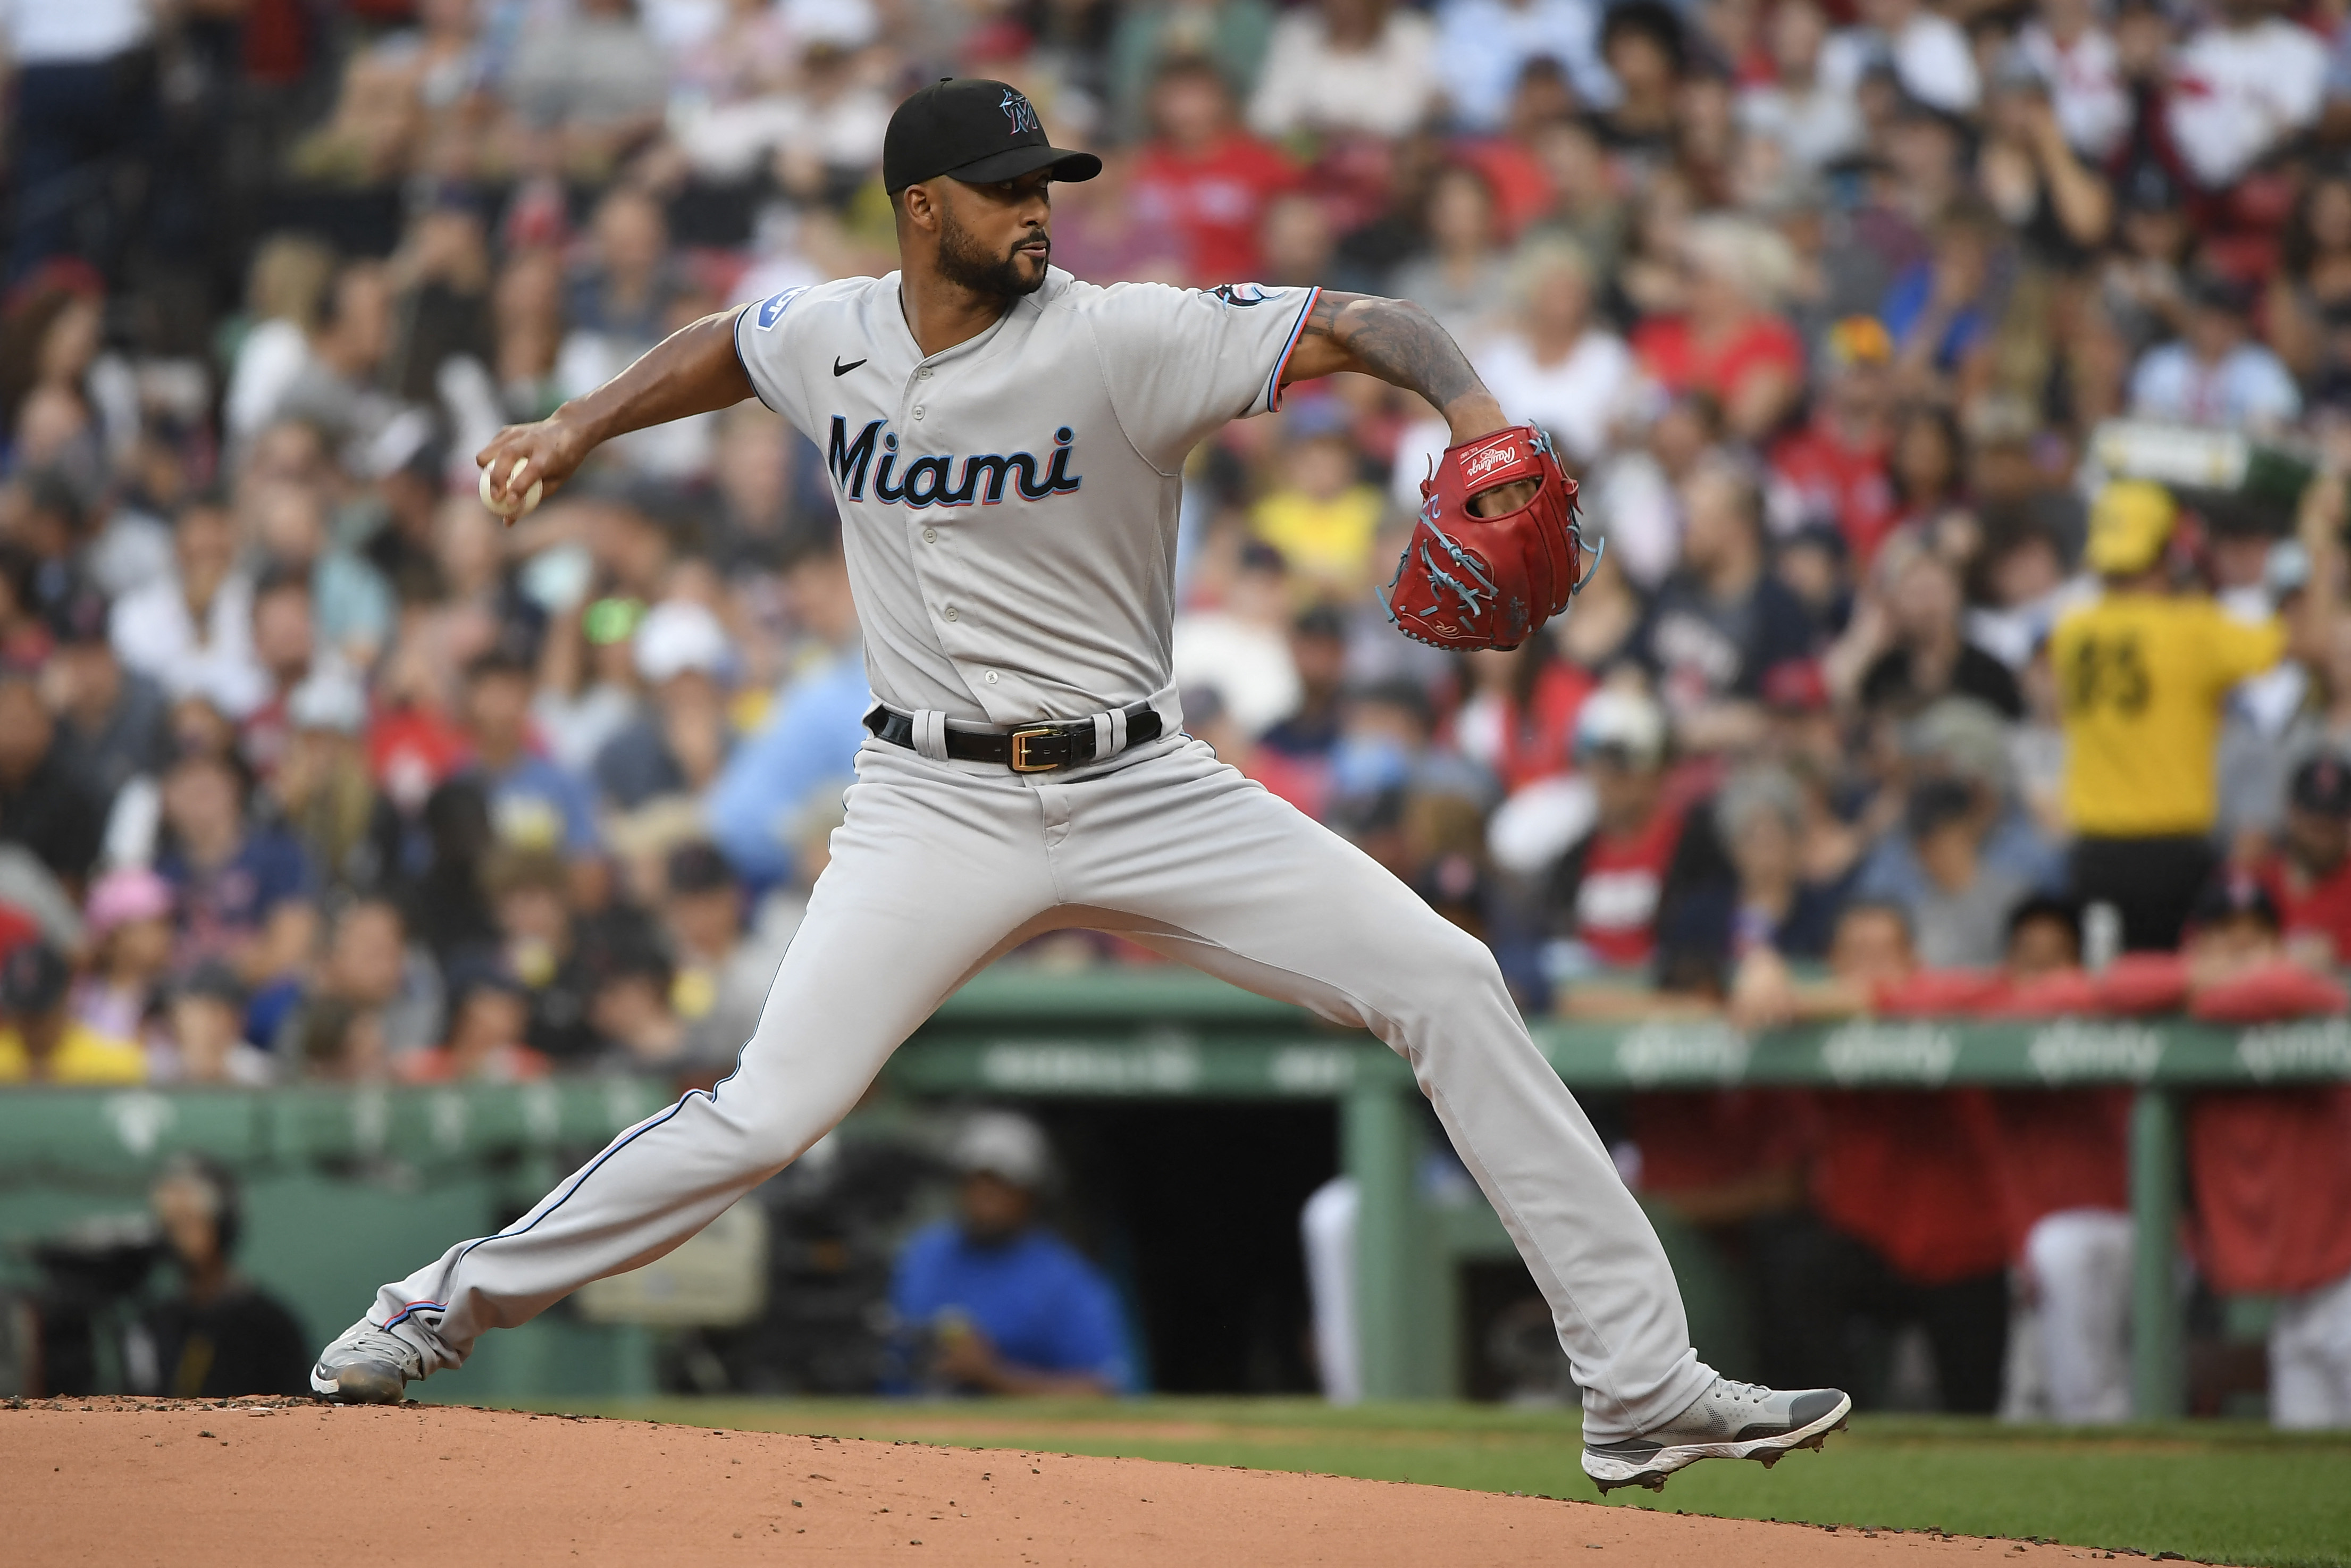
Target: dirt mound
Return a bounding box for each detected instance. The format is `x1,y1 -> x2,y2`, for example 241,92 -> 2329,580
3,1398 -> 2142,1565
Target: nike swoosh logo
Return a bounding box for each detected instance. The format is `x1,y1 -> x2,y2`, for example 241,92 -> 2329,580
834,357 -> 866,376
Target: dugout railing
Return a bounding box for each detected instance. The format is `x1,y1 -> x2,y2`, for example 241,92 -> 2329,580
3,963 -> 2346,1412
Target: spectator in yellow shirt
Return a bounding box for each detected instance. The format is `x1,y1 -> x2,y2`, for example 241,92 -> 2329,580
1249,412 -> 1387,597
0,942 -> 145,1085
2051,477 -> 2342,949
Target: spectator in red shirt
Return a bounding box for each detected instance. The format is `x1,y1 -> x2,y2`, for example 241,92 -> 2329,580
1630,214 -> 1807,442
1543,689 -> 1731,987
2259,751 -> 2351,965
1768,316 -> 1900,565
1458,635 -> 1597,796
1128,56 -> 1298,284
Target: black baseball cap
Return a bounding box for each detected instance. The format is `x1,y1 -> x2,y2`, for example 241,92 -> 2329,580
666,841 -> 737,895
0,941 -> 70,1016
883,78 -> 1103,194
1905,776 -> 1978,840
2189,871 -> 2280,934
2293,752 -> 2351,819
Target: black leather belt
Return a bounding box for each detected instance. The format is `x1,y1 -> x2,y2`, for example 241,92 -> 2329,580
864,702 -> 1164,773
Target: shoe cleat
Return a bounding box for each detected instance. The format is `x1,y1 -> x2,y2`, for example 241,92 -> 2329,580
1581,1379 -> 1852,1495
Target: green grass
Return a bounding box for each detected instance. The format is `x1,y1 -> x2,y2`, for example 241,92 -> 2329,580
527,1397 -> 2351,1567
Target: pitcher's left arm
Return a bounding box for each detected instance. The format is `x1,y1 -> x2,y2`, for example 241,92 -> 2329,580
1280,291 -> 1530,512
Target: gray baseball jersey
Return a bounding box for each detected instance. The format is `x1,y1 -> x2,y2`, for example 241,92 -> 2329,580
733,267 -> 1320,724
341,267 -> 1715,1441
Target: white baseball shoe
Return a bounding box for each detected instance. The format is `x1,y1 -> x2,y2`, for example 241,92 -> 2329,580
1582,1377 -> 1851,1494
310,1318 -> 426,1404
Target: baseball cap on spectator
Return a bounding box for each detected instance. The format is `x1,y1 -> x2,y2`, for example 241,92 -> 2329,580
1761,659 -> 1831,712
1347,676 -> 1433,731
576,924 -> 673,990
666,840 -> 737,895
2119,160 -> 2181,214
1905,698 -> 2016,796
1177,684 -> 1227,732
881,78 -> 1103,194
443,946 -> 526,1004
2268,538 -> 2314,597
1681,216 -> 1795,308
21,468 -> 90,541
634,600 -> 731,685
288,669 -> 368,734
1905,776 -> 1978,840
2291,753 -> 2351,819
45,584 -> 110,647
2186,271 -> 2258,321
1238,539 -> 1288,577
85,867 -> 172,936
253,558 -> 312,604
2084,481 -> 2177,576
1283,397 -> 1353,441
173,958 -> 247,1007
953,1110 -> 1052,1190
583,597 -> 648,646
0,941 -> 71,1016
1294,603 -> 1348,642
1964,394 -> 2040,452
2188,872 -> 2281,935
1574,688 -> 1667,769
1823,316 -> 1894,370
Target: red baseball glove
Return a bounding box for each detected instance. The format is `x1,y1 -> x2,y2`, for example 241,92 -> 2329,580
1380,426 -> 1598,651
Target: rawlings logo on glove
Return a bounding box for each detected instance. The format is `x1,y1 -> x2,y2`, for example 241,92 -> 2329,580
1379,425 -> 1599,651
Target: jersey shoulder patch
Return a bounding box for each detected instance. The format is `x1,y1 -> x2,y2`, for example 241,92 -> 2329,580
750,287 -> 808,330
1208,282 -> 1278,307
746,274 -> 886,332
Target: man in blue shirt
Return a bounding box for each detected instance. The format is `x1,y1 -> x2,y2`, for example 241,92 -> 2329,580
705,525 -> 874,886
890,1112 -> 1133,1397
463,650 -> 602,861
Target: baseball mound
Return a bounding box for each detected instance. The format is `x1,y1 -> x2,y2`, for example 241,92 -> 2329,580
7,1397 -> 2147,1566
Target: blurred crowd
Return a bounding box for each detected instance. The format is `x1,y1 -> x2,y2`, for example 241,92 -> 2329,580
5,0 -> 2351,1420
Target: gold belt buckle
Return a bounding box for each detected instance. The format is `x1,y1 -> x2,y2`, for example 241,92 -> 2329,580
1009,726 -> 1057,773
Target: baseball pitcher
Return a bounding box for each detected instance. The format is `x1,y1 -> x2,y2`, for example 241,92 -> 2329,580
312,79 -> 1850,1494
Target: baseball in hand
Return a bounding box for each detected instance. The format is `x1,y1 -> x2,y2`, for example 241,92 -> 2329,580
478,457 -> 544,519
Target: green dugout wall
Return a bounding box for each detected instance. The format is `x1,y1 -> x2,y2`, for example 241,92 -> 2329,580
4,966 -> 2347,1410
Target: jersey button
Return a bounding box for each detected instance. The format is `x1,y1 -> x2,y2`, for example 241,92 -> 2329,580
984,670 -> 1000,685
917,367 -> 933,380
913,405 -> 926,420
922,527 -> 937,543
943,606 -> 959,622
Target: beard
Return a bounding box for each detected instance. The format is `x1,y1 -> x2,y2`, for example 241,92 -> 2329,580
937,204 -> 1047,299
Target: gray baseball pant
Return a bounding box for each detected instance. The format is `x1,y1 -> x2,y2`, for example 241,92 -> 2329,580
368,732 -> 1714,1440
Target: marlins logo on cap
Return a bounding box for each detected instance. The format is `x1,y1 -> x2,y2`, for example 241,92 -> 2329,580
1000,87 -> 1039,135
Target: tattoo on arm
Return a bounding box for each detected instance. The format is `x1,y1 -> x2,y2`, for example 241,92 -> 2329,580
1296,290 -> 1483,410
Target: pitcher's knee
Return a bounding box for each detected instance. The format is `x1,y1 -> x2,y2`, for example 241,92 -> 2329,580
1362,926 -> 1526,1058
1413,920 -> 1517,1009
